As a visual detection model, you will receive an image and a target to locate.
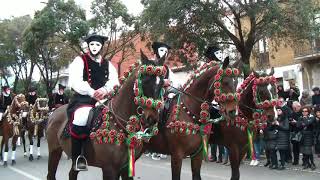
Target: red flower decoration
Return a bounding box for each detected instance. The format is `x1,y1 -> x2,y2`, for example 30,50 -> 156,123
146,98 -> 153,108
124,71 -> 129,78
102,129 -> 108,137
214,89 -> 221,95
134,88 -> 140,97
140,97 -> 145,106
201,103 -> 209,110
96,129 -> 101,136
227,93 -> 234,101
271,99 -> 278,106
155,67 -> 163,76
220,93 -> 227,102
117,133 -> 125,144
257,103 -> 263,109
174,121 -> 181,127
263,100 -> 271,108
119,77 -> 125,85
146,65 -> 154,74
188,123 -> 194,130
253,112 -> 260,119
217,69 -> 224,75
90,132 -> 96,139
113,85 -> 119,91
255,119 -> 260,125
225,68 -> 233,76
214,82 -> 221,89
181,122 -> 187,130
194,125 -> 200,131
156,101 -> 163,109
153,129 -> 159,135
127,125 -> 135,133
101,121 -> 107,129
128,65 -> 134,72
271,76 -> 277,83
236,93 -> 241,101
200,110 -> 209,119
134,97 -> 139,105
214,74 -> 221,81
261,115 -> 268,121
129,116 -> 138,125
235,116 -> 242,123
214,96 -> 220,102
140,66 -> 145,73
233,68 -> 240,76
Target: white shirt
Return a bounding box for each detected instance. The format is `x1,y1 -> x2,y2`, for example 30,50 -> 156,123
167,68 -> 182,88
68,56 -> 120,97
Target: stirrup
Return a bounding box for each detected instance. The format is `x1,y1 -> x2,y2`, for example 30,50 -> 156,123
74,155 -> 88,171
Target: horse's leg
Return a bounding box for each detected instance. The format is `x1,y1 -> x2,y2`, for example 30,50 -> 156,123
171,153 -> 183,180
228,143 -> 240,180
37,129 -> 42,160
21,130 -> 27,157
3,136 -> 9,167
102,167 -> 117,180
11,135 -> 18,165
191,151 -> 203,180
28,131 -> 34,161
0,136 -> 4,161
47,147 -> 63,180
119,168 -> 134,180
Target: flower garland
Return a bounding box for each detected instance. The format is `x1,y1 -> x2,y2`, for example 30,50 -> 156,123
212,66 -> 241,103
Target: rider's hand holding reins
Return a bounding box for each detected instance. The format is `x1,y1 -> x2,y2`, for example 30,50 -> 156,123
93,88 -> 107,100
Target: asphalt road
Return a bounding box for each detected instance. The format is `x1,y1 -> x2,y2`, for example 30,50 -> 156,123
0,138 -> 320,180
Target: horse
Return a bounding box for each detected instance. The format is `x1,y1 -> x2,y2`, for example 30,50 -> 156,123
21,97 -> 49,161
0,94 -> 29,167
46,51 -> 166,180
118,58 -> 240,180
209,68 -> 278,180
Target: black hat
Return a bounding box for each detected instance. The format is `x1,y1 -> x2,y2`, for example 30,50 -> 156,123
84,33 -> 108,45
28,86 -> 37,92
2,86 -> 9,91
312,87 -> 320,91
151,42 -> 171,53
58,84 -> 66,90
314,106 -> 320,113
204,46 -> 221,61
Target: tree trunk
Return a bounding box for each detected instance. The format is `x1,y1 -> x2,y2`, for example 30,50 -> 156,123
13,76 -> 19,93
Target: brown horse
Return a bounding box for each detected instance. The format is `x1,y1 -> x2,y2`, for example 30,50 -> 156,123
119,58 -> 239,180
209,69 -> 278,180
0,94 -> 29,167
21,97 -> 49,161
46,52 -> 166,180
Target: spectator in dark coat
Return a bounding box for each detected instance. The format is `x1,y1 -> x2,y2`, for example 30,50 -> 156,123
300,90 -> 312,107
263,118 -> 277,168
289,101 -> 302,165
314,107 -> 320,158
277,85 -> 288,100
297,107 -> 316,170
312,87 -> 320,107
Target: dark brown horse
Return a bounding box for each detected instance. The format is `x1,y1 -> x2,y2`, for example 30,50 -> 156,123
0,94 -> 29,167
122,58 -> 239,180
46,52 -> 165,180
209,68 -> 278,180
21,98 -> 49,161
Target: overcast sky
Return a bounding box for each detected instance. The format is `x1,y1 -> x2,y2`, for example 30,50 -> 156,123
0,0 -> 144,19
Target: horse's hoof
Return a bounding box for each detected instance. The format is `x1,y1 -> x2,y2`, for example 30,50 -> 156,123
11,160 -> 16,166
29,155 -> 34,161
24,152 -> 27,158
37,156 -> 41,160
3,161 -> 7,167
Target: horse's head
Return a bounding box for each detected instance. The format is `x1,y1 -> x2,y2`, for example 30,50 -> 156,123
135,50 -> 165,129
208,57 -> 241,119
251,68 -> 278,122
35,98 -> 49,112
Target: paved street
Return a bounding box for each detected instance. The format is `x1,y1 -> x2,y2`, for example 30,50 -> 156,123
0,138 -> 320,180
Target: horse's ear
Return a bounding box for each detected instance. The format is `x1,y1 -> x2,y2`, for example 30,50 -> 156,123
252,69 -> 260,78
222,56 -> 230,69
269,67 -> 274,76
140,49 -> 149,65
156,53 -> 166,66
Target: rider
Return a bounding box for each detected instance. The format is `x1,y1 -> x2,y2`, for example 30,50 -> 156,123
53,84 -> 68,109
67,33 -> 119,171
149,42 -> 181,160
26,86 -> 38,106
204,45 -> 224,63
0,86 -> 13,121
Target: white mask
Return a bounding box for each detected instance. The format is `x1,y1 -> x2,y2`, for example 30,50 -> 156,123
214,50 -> 223,61
157,47 -> 168,58
88,41 -> 103,56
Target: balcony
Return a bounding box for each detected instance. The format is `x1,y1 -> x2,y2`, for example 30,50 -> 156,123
256,52 -> 270,68
294,39 -> 320,61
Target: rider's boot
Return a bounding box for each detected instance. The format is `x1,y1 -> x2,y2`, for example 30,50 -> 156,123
71,125 -> 88,171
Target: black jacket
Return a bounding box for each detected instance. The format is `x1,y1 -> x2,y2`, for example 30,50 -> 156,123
275,115 -> 290,150
312,94 -> 320,106
297,116 -> 314,147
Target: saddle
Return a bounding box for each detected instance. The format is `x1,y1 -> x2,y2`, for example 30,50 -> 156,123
62,105 -> 105,138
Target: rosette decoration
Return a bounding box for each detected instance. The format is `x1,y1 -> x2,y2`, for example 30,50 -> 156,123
213,66 -> 241,103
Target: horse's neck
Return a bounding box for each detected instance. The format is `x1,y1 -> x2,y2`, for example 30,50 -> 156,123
112,75 -> 136,119
239,81 -> 254,119
183,69 -> 216,113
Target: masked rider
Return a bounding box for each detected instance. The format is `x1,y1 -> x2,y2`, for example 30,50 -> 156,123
0,86 -> 12,121
67,33 -> 119,171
